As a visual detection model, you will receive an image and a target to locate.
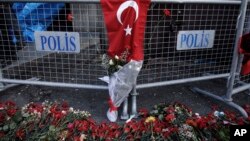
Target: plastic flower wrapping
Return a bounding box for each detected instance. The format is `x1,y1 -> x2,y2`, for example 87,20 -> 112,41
101,52 -> 142,108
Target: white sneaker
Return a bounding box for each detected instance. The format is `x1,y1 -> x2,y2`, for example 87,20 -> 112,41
107,109 -> 118,122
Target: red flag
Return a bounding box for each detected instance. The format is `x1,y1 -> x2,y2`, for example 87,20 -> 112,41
100,0 -> 151,61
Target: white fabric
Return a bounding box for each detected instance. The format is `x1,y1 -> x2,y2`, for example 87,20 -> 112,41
107,109 -> 118,122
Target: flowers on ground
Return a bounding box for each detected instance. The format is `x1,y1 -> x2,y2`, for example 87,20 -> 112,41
0,101 -> 249,140
0,101 -> 90,141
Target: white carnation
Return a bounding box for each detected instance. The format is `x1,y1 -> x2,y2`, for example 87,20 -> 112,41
115,55 -> 119,60
109,59 -> 114,65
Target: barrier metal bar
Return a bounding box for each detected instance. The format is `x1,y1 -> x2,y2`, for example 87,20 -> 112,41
192,87 -> 248,118
232,83 -> 250,94
226,0 -> 248,101
137,73 -> 229,89
0,0 -> 241,4
233,2 -> 250,94
0,78 -> 108,90
0,73 -> 229,90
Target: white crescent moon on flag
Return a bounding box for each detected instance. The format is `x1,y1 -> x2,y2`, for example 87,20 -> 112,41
116,0 -> 139,25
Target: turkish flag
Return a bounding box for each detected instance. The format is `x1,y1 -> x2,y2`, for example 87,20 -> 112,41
100,0 -> 151,119
101,0 -> 151,61
239,33 -> 250,75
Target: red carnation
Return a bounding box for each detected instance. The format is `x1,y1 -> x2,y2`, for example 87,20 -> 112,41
67,13 -> 73,22
138,108 -> 149,117
67,123 -> 74,131
166,107 -> 175,114
124,127 -> 130,133
77,121 -> 89,132
196,118 -> 207,129
5,101 -> 16,107
0,113 -> 5,123
165,113 -> 175,122
7,108 -> 17,117
154,127 -> 162,133
0,103 -> 5,110
27,103 -> 44,113
0,131 -> 5,138
186,119 -> 197,127
164,9 -> 171,17
237,117 -> 245,125
73,136 -> 81,141
16,129 -> 25,140
61,101 -> 69,111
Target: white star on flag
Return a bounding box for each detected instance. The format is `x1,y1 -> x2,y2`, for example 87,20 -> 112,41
124,25 -> 132,36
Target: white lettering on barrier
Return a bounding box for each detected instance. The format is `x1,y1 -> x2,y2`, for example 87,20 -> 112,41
177,30 -> 215,50
35,31 -> 80,53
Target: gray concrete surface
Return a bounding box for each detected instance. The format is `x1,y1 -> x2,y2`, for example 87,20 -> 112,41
0,78 -> 249,123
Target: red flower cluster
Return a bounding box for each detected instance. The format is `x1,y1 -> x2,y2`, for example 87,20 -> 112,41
69,119 -> 122,140
163,9 -> 171,17
165,113 -> 175,123
26,103 -> 44,114
138,108 -> 149,118
244,104 -> 250,122
0,101 -> 17,124
16,129 -> 25,140
0,101 -> 249,140
0,101 -> 18,139
49,101 -> 69,124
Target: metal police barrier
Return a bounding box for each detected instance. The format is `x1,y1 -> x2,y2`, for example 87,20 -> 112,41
0,0 -> 246,119
193,0 -> 249,118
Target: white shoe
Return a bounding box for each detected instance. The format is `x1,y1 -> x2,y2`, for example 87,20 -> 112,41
107,109 -> 118,122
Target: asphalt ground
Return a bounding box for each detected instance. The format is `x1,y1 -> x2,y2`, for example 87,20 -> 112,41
0,78 -> 249,123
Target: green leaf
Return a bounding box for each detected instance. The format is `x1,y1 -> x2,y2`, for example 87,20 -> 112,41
12,111 -> 23,123
3,125 -> 9,131
49,125 -> 56,132
9,122 -> 16,130
22,113 -> 29,118
158,114 -> 164,121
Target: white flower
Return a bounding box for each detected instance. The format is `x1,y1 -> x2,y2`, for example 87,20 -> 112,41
219,111 -> 225,116
115,55 -> 119,60
62,110 -> 67,115
69,107 -> 74,112
214,111 -> 219,117
109,59 -> 114,65
6,116 -> 10,121
223,120 -> 229,124
80,134 -> 87,141
37,113 -> 41,118
117,65 -> 123,69
162,128 -> 169,132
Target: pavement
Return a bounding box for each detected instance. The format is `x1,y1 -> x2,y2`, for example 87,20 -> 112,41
0,78 -> 249,123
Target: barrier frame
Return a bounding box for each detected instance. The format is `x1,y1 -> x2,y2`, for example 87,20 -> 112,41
0,0 -> 248,119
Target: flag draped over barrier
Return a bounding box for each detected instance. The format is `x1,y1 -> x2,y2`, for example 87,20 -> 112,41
101,0 -> 150,61
100,0 -> 151,121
